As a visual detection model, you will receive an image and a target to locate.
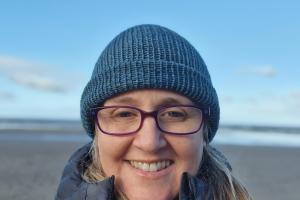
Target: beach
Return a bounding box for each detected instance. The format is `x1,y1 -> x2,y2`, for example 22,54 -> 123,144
218,145 -> 300,200
1,131 -> 300,200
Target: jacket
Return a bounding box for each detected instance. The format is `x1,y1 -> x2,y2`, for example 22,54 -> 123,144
55,143 -> 212,200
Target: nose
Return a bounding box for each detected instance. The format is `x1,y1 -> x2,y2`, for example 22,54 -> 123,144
132,117 -> 167,153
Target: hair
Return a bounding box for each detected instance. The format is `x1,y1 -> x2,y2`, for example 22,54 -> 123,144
80,125 -> 252,200
199,126 -> 252,200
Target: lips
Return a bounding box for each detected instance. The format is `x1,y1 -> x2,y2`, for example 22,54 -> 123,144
129,160 -> 173,172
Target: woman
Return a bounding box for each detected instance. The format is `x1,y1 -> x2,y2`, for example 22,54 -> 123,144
55,24 -> 252,200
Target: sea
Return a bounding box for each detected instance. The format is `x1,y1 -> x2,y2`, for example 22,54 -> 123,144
1,118 -> 300,148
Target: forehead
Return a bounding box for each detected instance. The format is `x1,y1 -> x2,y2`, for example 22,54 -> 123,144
104,89 -> 194,107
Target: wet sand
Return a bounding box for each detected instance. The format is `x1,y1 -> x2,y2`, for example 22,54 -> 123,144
1,138 -> 300,200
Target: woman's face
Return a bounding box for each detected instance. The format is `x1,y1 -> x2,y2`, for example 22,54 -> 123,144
96,89 -> 205,200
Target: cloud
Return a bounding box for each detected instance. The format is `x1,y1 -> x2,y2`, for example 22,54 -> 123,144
219,95 -> 233,104
0,55 -> 82,93
0,91 -> 15,101
290,91 -> 300,100
253,66 -> 277,77
238,65 -> 277,78
10,74 -> 67,93
221,90 -> 300,126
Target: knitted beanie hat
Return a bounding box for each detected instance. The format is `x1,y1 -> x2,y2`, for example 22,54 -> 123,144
80,24 -> 220,142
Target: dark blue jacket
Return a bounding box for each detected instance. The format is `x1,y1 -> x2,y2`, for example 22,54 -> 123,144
55,143 -> 211,200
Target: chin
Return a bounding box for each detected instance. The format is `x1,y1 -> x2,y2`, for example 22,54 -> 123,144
124,188 -> 175,200
118,177 -> 177,200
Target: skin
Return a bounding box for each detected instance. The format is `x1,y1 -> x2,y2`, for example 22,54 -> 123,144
96,89 -> 205,200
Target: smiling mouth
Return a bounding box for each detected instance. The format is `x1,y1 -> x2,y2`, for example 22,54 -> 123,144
129,160 -> 173,172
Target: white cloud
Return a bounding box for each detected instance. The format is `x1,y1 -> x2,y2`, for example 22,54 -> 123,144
0,55 -> 83,93
10,74 -> 67,93
238,65 -> 277,78
219,95 -> 233,104
0,91 -> 15,101
290,91 -> 300,100
220,90 -> 300,126
254,66 -> 277,77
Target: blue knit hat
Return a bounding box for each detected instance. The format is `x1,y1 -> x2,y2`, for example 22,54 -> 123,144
80,24 -> 220,142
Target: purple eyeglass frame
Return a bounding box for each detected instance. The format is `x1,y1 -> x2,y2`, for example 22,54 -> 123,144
91,105 -> 210,136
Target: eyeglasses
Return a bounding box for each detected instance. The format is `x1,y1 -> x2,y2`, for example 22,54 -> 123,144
91,105 -> 209,136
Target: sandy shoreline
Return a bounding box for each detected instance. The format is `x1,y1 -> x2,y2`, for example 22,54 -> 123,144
1,139 -> 299,200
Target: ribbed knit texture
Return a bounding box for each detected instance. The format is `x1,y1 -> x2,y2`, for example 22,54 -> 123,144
80,24 -> 220,142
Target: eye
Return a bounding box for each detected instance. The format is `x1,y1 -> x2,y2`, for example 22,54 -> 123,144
116,111 -> 135,118
165,111 -> 185,118
159,108 -> 187,121
112,108 -> 139,119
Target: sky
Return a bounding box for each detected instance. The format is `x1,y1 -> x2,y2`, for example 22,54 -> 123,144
0,0 -> 299,127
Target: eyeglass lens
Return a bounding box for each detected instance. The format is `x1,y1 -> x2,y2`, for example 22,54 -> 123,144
96,106 -> 203,135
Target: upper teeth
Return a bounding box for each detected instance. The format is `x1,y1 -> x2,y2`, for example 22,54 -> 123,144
129,160 -> 172,172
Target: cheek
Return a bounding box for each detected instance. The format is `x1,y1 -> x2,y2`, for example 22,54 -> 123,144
97,132 -> 132,176
173,134 -> 204,174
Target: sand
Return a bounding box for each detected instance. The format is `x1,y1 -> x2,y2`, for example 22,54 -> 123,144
1,138 -> 300,200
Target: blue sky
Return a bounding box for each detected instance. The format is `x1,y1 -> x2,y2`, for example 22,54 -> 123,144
0,1 -> 299,126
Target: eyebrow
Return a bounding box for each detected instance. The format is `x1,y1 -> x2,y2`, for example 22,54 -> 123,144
158,97 -> 192,106
109,97 -> 141,106
109,96 -> 193,107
